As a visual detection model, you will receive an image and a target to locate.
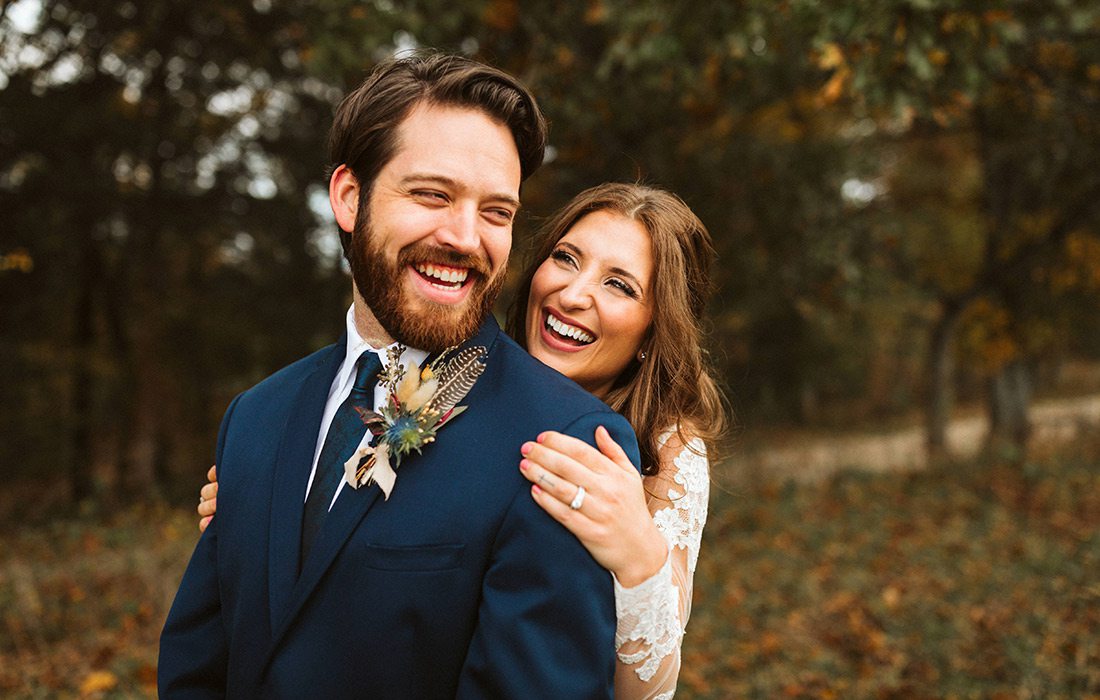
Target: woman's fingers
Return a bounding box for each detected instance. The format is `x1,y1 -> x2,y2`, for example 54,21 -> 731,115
530,484 -> 595,537
198,464 -> 219,531
594,425 -> 637,473
197,497 -> 216,518
535,431 -> 615,475
519,457 -> 581,505
521,440 -> 592,492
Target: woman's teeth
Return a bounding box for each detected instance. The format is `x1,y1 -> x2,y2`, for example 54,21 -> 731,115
416,263 -> 468,288
546,314 -> 594,344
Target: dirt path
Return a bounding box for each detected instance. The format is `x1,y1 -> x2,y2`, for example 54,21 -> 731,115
728,394 -> 1100,483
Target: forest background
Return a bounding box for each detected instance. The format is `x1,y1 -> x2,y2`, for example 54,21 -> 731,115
1,0 -> 1099,697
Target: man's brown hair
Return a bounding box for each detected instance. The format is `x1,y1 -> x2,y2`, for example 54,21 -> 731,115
328,52 -> 548,256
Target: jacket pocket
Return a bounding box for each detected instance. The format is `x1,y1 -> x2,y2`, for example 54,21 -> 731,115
357,543 -> 465,572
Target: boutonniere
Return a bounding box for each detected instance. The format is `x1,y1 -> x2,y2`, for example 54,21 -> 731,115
343,343 -> 487,499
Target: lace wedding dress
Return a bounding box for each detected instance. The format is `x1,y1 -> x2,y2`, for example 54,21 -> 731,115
613,428 -> 709,699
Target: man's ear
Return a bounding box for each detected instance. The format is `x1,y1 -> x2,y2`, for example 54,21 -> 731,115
329,164 -> 360,233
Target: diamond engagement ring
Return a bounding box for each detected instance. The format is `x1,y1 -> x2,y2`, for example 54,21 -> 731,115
569,485 -> 586,510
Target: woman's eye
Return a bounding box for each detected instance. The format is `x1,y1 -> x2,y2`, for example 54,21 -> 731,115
550,249 -> 576,267
608,278 -> 638,298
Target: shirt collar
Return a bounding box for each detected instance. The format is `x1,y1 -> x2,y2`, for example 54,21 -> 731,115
341,304 -> 429,380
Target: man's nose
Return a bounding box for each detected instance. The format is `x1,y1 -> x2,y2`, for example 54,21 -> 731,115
434,204 -> 480,255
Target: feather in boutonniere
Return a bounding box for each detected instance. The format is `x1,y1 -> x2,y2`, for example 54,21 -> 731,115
343,343 -> 487,499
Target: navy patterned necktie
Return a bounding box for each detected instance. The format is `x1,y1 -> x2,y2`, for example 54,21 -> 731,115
300,350 -> 383,568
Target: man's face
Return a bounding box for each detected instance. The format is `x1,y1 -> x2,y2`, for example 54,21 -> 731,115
348,103 -> 521,352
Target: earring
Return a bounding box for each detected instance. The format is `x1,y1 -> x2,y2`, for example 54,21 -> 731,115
636,349 -> 647,362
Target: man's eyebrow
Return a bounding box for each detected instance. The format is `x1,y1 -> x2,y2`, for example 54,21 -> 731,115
400,173 -> 521,211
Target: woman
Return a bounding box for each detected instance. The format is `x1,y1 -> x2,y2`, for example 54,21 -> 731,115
198,183 -> 728,699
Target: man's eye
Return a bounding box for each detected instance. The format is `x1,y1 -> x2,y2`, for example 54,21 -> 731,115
485,208 -> 514,223
414,190 -> 448,202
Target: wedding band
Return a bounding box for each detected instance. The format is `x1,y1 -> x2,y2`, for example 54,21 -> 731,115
569,485 -> 586,510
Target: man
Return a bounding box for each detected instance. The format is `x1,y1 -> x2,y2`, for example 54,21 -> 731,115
158,53 -> 641,698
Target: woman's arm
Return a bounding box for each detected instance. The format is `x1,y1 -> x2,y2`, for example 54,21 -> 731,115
612,431 -> 709,700
519,427 -> 709,699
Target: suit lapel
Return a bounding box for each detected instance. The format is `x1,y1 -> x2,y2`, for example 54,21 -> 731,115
265,318 -> 504,658
267,472 -> 384,652
267,340 -> 345,629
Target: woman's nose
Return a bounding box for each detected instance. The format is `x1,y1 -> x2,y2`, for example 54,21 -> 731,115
558,276 -> 595,310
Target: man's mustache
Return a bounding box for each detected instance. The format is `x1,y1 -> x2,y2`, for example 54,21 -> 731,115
397,242 -> 495,279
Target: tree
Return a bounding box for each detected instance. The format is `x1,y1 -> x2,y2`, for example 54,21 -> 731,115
825,1 -> 1100,457
0,0 -> 353,499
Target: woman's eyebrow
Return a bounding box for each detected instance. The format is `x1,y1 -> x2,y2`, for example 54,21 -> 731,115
609,266 -> 643,287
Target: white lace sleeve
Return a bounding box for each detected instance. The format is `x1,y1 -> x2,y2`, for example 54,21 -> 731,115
613,429 -> 709,699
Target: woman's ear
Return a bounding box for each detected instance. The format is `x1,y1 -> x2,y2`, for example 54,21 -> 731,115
329,164 -> 360,234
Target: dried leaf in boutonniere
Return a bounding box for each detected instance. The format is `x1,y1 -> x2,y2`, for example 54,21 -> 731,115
343,344 -> 486,499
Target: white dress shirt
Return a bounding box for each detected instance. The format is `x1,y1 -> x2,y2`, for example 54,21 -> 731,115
302,305 -> 428,510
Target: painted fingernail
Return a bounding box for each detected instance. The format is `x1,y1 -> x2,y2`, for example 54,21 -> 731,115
519,459 -> 529,471
536,432 -> 546,444
532,484 -> 542,495
521,442 -> 533,455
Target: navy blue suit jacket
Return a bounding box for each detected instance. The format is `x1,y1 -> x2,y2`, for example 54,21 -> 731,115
158,316 -> 641,698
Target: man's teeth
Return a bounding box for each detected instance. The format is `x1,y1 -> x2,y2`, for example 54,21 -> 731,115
416,263 -> 469,286
546,314 -> 594,344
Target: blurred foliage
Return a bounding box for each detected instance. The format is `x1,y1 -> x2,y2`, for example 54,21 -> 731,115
2,426 -> 1098,697
682,429 -> 1100,698
2,0 -> 1100,499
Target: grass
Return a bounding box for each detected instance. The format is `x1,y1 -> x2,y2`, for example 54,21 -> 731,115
2,433 -> 1098,698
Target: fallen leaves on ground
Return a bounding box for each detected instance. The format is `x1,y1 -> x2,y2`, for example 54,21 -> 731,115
2,432 -> 1099,697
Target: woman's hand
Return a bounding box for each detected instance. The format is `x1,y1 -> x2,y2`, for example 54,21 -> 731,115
520,426 -> 667,587
197,465 -> 217,533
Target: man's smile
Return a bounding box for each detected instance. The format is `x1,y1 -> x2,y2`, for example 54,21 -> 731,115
414,262 -> 471,290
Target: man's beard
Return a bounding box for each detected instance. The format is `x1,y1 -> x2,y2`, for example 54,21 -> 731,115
348,214 -> 507,353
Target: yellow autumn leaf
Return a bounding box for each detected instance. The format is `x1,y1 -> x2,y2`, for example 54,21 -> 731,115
80,670 -> 118,695
818,69 -> 849,105
816,42 -> 844,70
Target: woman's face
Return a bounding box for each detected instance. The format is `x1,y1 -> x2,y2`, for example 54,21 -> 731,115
525,210 -> 654,398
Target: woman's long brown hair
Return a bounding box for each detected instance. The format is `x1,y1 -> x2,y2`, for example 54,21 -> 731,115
506,183 -> 729,476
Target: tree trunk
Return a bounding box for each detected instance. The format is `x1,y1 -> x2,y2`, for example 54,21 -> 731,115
924,307 -> 959,462
70,234 -> 97,503
985,358 -> 1033,459
120,247 -> 171,498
